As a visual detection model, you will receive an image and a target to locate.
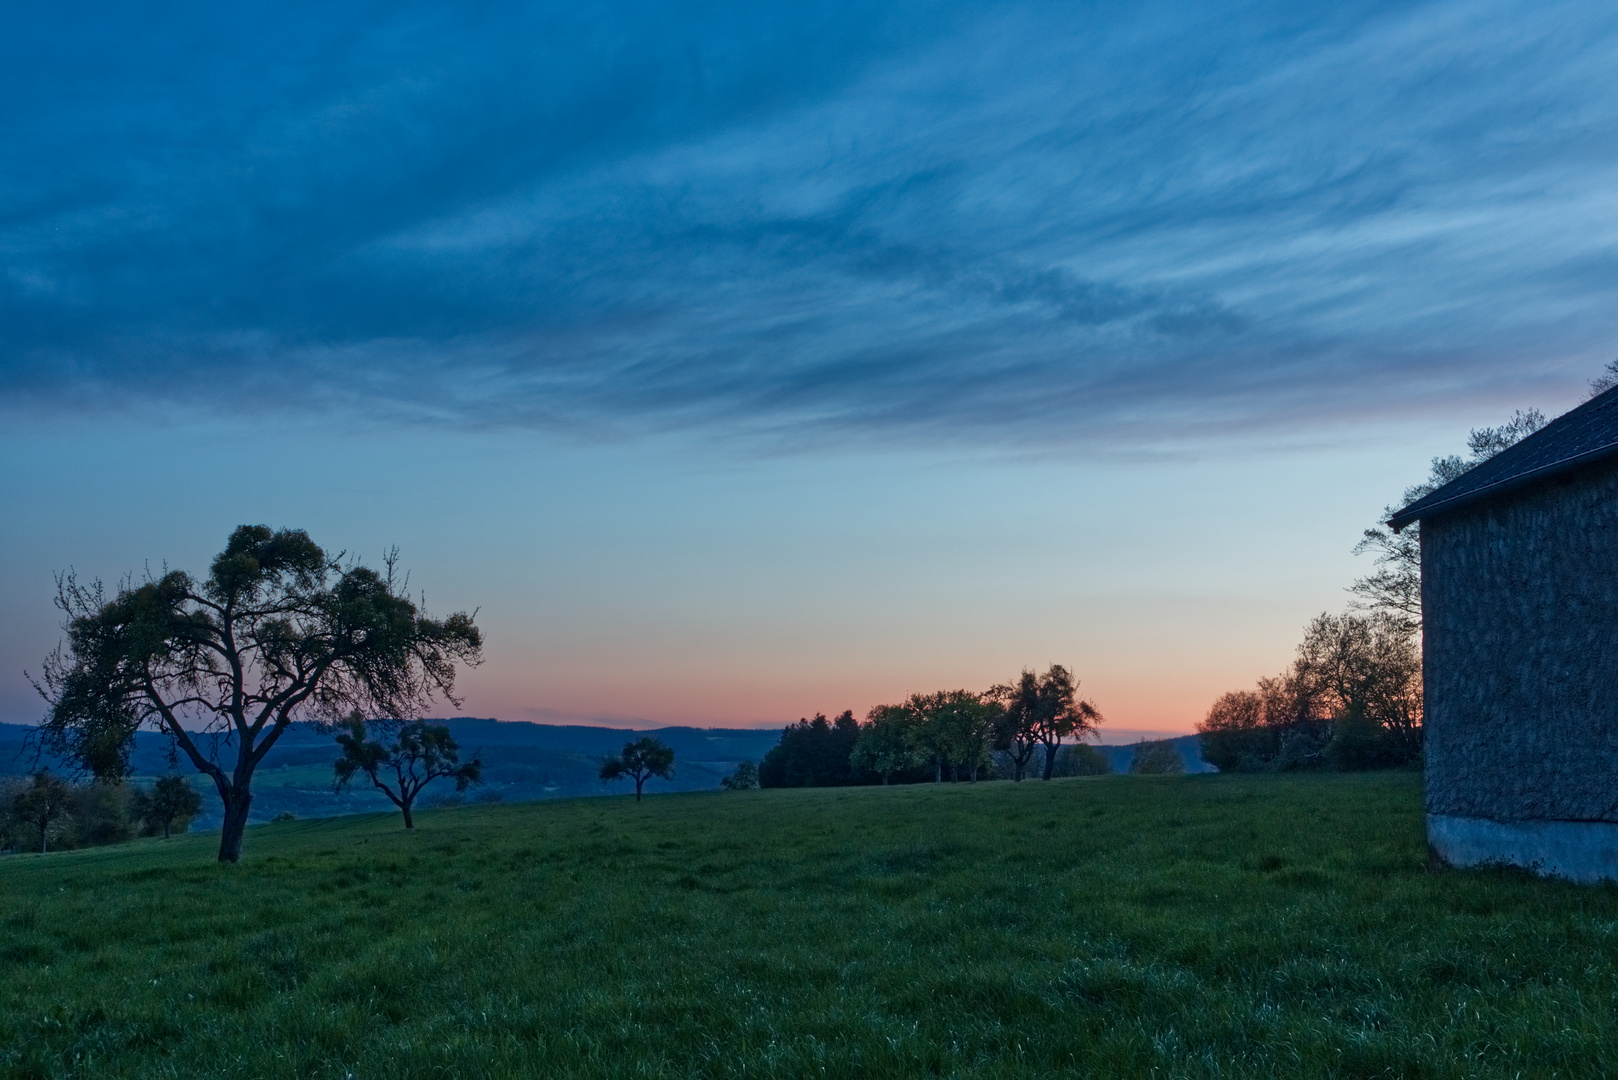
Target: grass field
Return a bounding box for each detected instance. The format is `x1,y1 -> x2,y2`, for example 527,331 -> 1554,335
2,773 -> 1616,1078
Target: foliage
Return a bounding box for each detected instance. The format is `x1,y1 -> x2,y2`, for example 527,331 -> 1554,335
70,780 -> 135,847
5,772 -> 74,853
850,705 -> 922,784
333,715 -> 482,828
599,737 -> 675,801
719,760 -> 759,790
1050,743 -> 1112,777
759,711 -> 865,787
989,664 -> 1102,780
1199,611 -> 1421,772
3,775 -> 1618,1077
1351,409 -> 1546,629
906,690 -> 1000,782
129,776 -> 203,839
1129,740 -> 1185,775
33,528 -> 483,862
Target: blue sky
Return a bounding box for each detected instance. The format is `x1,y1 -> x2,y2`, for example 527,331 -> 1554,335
2,1 -> 1614,732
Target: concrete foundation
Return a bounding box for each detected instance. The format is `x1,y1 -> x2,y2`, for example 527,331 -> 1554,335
1427,813 -> 1618,884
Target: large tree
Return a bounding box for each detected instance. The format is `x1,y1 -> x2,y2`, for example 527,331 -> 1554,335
907,690 -> 999,782
1351,409 -> 1545,629
991,665 -> 1102,781
333,715 -> 483,828
851,704 -> 920,785
34,526 -> 482,862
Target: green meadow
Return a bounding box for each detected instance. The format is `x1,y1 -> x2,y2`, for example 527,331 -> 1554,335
2,773 -> 1616,1079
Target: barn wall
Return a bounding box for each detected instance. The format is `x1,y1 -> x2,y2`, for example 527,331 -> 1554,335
1423,455 -> 1618,825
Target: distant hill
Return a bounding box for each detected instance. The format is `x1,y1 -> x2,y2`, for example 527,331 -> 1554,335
1094,735 -> 1215,775
0,719 -> 783,828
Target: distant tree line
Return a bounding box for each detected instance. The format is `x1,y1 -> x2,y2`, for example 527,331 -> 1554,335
0,772 -> 201,854
757,665 -> 1108,788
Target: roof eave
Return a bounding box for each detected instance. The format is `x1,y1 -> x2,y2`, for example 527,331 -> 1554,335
1386,440 -> 1618,531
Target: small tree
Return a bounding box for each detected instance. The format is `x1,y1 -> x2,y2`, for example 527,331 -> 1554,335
1130,740 -> 1185,775
333,716 -> 482,828
600,737 -> 675,801
11,772 -> 74,853
130,776 -> 203,839
720,760 -> 759,790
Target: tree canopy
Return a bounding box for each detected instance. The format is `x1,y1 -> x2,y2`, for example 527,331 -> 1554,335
1351,409 -> 1546,629
600,737 -> 676,801
333,715 -> 483,828
130,776 -> 203,840
34,526 -> 482,862
990,665 -> 1102,781
759,711 -> 863,787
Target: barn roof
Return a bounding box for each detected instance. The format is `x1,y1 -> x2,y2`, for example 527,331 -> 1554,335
1388,385 -> 1618,531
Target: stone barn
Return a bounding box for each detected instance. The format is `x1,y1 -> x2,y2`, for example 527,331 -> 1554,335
1390,387 -> 1618,882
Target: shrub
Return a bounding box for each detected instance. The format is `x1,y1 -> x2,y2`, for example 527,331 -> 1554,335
1051,744 -> 1111,777
1129,741 -> 1185,775
720,761 -> 759,790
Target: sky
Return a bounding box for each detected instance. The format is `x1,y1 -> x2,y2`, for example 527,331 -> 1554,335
2,0 -> 1615,736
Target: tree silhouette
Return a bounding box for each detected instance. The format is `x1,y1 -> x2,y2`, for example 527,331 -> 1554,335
600,737 -> 675,801
720,760 -> 759,790
333,715 -> 483,828
34,527 -> 482,862
11,772 -> 73,853
130,775 -> 203,839
991,665 -> 1102,780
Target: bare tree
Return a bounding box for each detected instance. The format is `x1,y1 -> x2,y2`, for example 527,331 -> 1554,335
1352,409 -> 1546,629
1588,358 -> 1618,399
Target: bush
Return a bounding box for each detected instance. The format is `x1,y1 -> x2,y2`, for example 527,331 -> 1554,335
1051,744 -> 1111,777
720,761 -> 759,790
1129,741 -> 1185,775
2,774 -> 137,853
71,782 -> 133,846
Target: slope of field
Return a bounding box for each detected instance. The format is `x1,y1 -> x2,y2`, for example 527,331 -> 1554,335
2,773 -> 1615,1078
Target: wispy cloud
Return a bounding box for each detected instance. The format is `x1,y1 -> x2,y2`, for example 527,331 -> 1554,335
4,0 -> 1617,447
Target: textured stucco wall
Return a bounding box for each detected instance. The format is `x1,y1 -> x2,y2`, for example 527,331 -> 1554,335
1422,455 -> 1618,823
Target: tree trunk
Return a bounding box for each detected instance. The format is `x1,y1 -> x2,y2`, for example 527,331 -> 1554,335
162,819 -> 171,840
401,801 -> 415,829
38,823 -> 48,854
635,777 -> 644,801
1042,740 -> 1059,780
934,756 -> 942,783
218,788 -> 253,863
